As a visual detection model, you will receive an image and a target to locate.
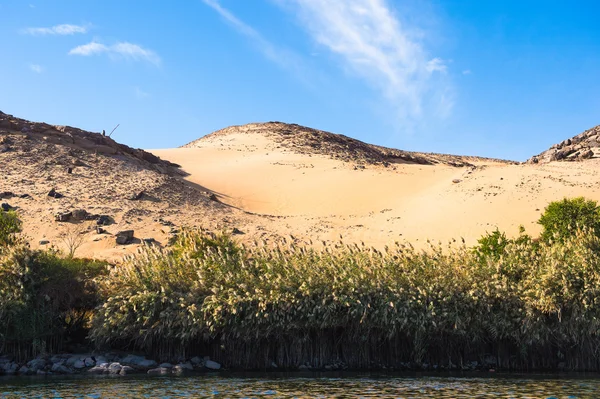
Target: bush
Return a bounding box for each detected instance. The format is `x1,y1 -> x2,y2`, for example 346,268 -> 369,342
0,209 -> 21,246
0,245 -> 109,358
538,197 -> 600,242
473,229 -> 509,261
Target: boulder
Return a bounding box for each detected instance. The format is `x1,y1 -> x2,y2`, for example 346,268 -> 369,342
84,357 -> 96,367
190,356 -> 205,367
108,362 -> 122,374
71,209 -> 89,221
73,360 -> 86,369
47,188 -> 64,199
96,215 -> 112,226
205,360 -> 221,370
55,211 -> 72,222
172,363 -> 194,374
1,203 -> 12,211
138,359 -> 158,368
129,191 -> 145,201
116,230 -> 134,245
88,365 -> 108,374
2,362 -> 18,374
27,358 -> 48,371
39,239 -> 50,245
121,355 -> 156,368
159,362 -> 173,369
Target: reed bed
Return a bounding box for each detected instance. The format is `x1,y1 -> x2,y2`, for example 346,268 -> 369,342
89,229 -> 600,370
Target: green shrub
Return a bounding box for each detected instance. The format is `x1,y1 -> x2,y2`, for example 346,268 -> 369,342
538,197 -> 600,242
0,245 -> 109,357
0,209 -> 21,246
473,229 -> 509,261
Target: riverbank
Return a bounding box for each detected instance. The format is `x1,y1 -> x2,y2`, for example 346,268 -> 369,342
0,352 -> 223,377
5,205 -> 600,372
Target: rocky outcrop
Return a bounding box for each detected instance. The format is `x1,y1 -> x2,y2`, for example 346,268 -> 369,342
528,125 -> 600,163
184,122 -> 515,167
0,110 -> 182,176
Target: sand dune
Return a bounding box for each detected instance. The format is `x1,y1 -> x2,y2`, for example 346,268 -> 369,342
151,125 -> 600,248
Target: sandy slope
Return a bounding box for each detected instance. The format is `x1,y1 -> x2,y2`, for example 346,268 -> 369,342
152,131 -> 600,248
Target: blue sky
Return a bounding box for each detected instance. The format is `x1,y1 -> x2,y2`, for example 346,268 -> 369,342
1,0 -> 599,161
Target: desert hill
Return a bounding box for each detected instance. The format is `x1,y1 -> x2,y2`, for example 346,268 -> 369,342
0,111 -> 268,262
153,121 -> 600,248
528,124 -> 600,163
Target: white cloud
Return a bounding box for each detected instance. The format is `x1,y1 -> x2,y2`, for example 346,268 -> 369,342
69,41 -> 161,66
134,87 -> 150,99
426,58 -> 447,73
22,24 -> 88,36
276,0 -> 453,121
201,0 -> 308,78
462,69 -> 472,75
29,64 -> 43,73
69,41 -> 108,56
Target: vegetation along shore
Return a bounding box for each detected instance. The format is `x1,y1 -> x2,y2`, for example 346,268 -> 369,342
3,197 -> 600,375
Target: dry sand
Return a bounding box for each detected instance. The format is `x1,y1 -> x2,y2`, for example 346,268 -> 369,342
151,129 -> 600,249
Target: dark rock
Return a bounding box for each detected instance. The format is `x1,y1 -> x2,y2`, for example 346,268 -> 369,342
0,191 -> 14,199
143,237 -> 156,244
39,240 -> 50,245
47,188 -> 64,199
66,167 -> 73,174
55,211 -> 72,222
96,227 -> 106,234
116,230 -> 134,245
205,359 -> 221,370
232,227 -> 244,235
1,203 -> 12,211
96,215 -> 112,226
19,193 -> 32,199
129,191 -> 145,201
209,193 -> 219,202
71,209 -> 88,221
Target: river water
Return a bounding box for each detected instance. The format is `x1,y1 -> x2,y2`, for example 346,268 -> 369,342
1,373 -> 599,398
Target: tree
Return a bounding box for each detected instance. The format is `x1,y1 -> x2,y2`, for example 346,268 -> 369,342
538,197 -> 600,242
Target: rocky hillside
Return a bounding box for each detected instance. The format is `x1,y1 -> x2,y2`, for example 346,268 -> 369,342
0,111 -> 182,175
528,124 -> 600,163
184,122 -> 514,167
0,111 -> 239,262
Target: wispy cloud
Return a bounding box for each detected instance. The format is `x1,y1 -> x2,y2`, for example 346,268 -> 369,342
29,64 -> 43,73
134,87 -> 150,99
462,69 -> 472,75
22,23 -> 88,36
69,41 -> 161,66
201,0 -> 309,79
276,0 -> 453,121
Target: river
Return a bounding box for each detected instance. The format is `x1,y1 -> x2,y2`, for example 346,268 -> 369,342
1,372 -> 598,398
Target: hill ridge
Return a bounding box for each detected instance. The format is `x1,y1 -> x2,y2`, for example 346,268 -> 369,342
184,121 -> 516,167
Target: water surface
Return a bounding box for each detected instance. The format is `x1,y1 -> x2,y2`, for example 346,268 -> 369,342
1,372 -> 598,398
